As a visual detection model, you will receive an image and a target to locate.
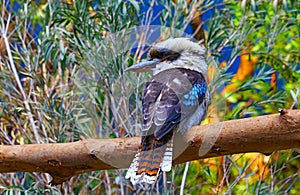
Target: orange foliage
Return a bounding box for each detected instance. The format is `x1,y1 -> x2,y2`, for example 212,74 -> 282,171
242,153 -> 270,182
270,72 -> 277,88
223,50 -> 258,94
190,9 -> 204,41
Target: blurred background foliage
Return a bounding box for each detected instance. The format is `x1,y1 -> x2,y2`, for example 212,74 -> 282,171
0,0 -> 299,194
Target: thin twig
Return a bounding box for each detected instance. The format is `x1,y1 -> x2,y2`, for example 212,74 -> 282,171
163,171 -> 167,193
104,170 -> 112,195
118,170 -> 125,195
1,13 -> 40,143
180,162 -> 190,195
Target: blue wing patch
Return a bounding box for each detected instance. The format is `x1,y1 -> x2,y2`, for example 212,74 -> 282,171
182,82 -> 206,106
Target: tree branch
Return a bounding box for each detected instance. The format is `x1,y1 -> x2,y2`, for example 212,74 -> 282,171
0,109 -> 299,185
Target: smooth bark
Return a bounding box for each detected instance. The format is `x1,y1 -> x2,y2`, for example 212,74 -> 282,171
0,109 -> 299,185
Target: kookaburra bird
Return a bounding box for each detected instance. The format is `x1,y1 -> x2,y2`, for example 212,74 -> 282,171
125,37 -> 208,185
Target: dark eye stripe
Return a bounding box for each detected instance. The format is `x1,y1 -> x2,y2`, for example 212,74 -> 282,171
149,48 -> 181,62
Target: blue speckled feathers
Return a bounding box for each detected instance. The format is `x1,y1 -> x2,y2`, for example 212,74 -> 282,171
142,68 -> 207,139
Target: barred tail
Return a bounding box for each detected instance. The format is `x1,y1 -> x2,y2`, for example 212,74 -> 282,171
125,134 -> 173,185
160,137 -> 173,172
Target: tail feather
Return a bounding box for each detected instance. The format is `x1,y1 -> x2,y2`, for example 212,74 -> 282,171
125,150 -> 140,184
160,137 -> 173,172
126,133 -> 173,185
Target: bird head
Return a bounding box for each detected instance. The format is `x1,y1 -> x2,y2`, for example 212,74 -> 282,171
125,37 -> 207,75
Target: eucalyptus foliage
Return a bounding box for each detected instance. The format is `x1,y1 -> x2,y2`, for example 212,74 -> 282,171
0,0 -> 299,194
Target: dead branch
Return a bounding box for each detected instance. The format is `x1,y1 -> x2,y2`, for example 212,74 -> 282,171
0,109 -> 299,185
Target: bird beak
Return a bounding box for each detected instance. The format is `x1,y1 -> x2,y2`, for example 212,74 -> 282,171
125,59 -> 160,72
